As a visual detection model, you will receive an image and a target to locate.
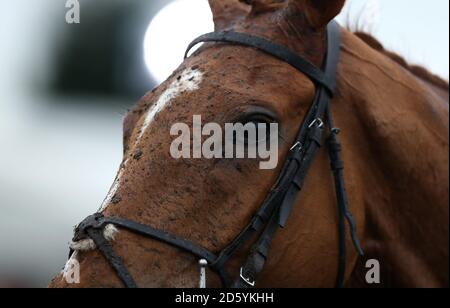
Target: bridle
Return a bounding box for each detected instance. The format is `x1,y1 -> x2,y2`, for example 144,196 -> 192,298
69,20 -> 364,288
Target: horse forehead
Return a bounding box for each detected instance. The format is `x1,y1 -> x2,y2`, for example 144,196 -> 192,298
136,67 -> 204,141
195,46 -> 315,100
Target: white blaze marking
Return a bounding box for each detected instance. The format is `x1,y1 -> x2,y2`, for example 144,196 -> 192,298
62,251 -> 80,283
98,177 -> 120,212
64,251 -> 78,269
91,69 -> 203,234
98,159 -> 128,212
136,68 -> 203,144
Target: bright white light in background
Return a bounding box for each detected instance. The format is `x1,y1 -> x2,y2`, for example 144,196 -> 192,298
144,0 -> 214,84
143,0 -> 448,83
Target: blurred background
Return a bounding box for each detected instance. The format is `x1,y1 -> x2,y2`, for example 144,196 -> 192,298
0,0 -> 448,287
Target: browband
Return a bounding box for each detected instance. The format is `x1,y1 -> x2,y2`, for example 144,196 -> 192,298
184,30 -> 336,95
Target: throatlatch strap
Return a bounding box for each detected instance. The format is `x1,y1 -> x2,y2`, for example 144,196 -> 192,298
326,108 -> 364,288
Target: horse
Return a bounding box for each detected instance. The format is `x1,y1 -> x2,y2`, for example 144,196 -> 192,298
50,0 -> 449,288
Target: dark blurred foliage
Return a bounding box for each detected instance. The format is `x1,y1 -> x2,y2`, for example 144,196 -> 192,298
52,0 -> 170,102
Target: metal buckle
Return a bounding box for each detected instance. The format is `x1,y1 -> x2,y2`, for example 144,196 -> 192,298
290,141 -> 302,151
199,259 -> 208,288
240,267 -> 256,287
309,118 -> 324,129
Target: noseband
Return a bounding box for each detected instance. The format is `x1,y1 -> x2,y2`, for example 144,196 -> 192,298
69,21 -> 363,288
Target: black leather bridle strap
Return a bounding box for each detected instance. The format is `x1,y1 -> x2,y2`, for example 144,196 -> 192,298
325,109 -> 364,256
85,228 -> 137,288
103,217 -> 233,286
232,209 -> 281,288
231,94 -> 328,288
103,217 -> 218,264
326,108 -> 365,288
196,22 -> 339,273
72,214 -> 231,287
229,21 -> 363,289
184,31 -> 335,94
229,21 -> 342,287
279,121 -> 325,226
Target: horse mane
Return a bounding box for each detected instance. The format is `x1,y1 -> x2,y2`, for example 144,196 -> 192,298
354,32 -> 449,91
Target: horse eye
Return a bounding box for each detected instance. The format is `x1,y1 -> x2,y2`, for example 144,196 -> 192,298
233,114 -> 276,145
240,113 -> 276,126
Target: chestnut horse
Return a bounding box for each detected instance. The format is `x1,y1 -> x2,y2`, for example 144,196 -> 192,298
50,0 -> 449,288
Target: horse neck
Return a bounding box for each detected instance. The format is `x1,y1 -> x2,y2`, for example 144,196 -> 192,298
336,29 -> 449,287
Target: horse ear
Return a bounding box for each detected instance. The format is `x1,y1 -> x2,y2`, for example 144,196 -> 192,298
288,0 -> 346,28
208,0 -> 251,30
